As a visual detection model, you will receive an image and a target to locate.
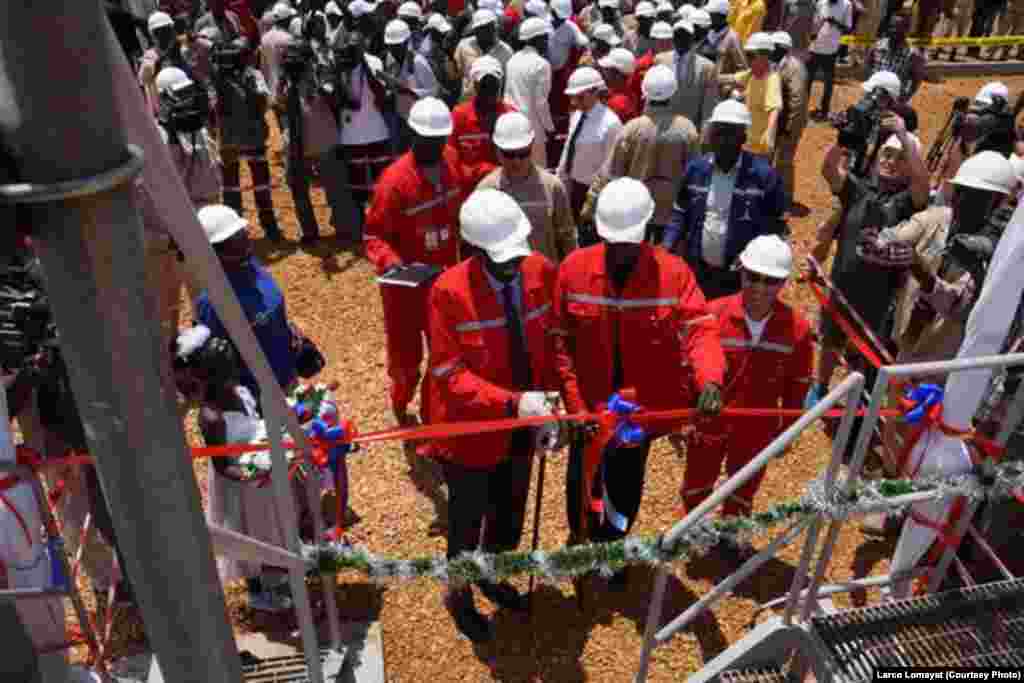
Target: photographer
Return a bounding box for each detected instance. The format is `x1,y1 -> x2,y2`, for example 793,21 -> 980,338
863,13 -> 925,105
140,11 -> 194,116
156,67 -> 222,210
806,110 -> 929,407
210,42 -> 283,242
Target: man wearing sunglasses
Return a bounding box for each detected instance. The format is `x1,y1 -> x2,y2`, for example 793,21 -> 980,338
680,235 -> 813,564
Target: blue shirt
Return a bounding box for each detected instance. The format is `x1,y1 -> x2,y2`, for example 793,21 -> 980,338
196,257 -> 296,397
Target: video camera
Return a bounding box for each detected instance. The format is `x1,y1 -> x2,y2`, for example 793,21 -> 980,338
282,40 -> 315,81
837,86 -> 889,152
158,78 -> 210,135
210,43 -> 247,77
970,95 -> 1016,157
0,260 -> 57,372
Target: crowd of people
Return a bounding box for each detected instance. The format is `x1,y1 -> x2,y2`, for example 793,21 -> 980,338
5,0 -> 1024,670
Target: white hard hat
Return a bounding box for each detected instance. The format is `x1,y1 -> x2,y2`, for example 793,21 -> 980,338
399,1 -> 424,19
199,205 -> 249,244
770,31 -> 792,48
595,178 -> 654,244
470,54 -> 504,82
650,20 -> 674,39
598,47 -> 636,75
349,0 -> 377,18
598,0 -> 620,8
289,16 -> 303,36
677,4 -> 694,19
1011,154 -> 1024,181
880,132 -> 921,155
635,1 -> 656,17
745,31 -> 774,52
408,97 -> 453,137
493,111 -> 536,150
551,0 -> 574,19
565,66 -> 606,95
477,0 -> 502,12
739,235 -> 792,279
690,8 -> 711,27
271,2 -> 298,22
642,64 -> 677,102
862,70 -> 901,100
974,81 -> 1010,107
156,67 -> 191,94
520,16 -> 553,41
705,0 -> 729,14
525,0 -> 552,21
951,150 -> 1017,196
591,23 -> 622,45
709,99 -> 752,126
426,12 -> 453,33
470,9 -> 498,30
325,1 -> 344,16
673,18 -> 694,34
176,324 -> 212,361
385,19 -> 412,45
148,11 -> 174,33
656,0 -> 674,15
460,189 -> 533,262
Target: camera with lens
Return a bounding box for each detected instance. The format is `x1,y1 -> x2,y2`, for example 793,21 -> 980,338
969,95 -> 1015,157
210,43 -> 246,78
836,87 -> 888,151
282,40 -> 314,81
0,260 -> 57,372
159,78 -> 210,135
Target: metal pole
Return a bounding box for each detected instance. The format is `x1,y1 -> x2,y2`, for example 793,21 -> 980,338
783,374 -> 864,624
634,567 -> 670,683
800,368 -> 891,623
528,453 -> 547,614
0,4 -> 242,681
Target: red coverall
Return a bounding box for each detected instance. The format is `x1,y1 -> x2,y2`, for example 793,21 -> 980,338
449,99 -> 516,188
681,294 -> 814,517
606,84 -> 639,124
364,146 -> 468,418
553,243 -> 725,540
427,253 -> 560,556
629,52 -> 656,110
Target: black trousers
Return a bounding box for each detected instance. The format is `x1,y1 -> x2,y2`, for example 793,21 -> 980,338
221,145 -> 279,236
806,52 -> 839,114
566,431 -> 652,543
442,430 -> 534,559
570,180 -> 599,247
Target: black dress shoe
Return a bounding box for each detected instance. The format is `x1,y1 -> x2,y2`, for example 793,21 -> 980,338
477,580 -> 529,611
445,591 -> 492,642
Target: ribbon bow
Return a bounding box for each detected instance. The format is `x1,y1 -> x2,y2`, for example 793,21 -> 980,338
902,383 -> 944,425
607,392 -> 646,447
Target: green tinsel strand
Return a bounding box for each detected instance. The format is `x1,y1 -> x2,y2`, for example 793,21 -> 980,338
878,479 -> 916,497
411,557 -> 435,575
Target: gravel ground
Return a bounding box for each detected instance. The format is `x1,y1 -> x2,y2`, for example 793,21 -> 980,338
64,72 -> 1024,681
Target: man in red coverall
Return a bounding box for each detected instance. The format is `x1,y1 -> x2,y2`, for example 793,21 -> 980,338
598,47 -> 639,123
552,177 -> 725,589
680,235 -> 813,564
449,56 -> 516,188
428,188 -> 562,643
365,97 -> 468,427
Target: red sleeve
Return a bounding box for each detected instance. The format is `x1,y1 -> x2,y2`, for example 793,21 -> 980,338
551,265 -> 587,413
428,281 -> 521,418
363,168 -> 404,274
678,268 -> 725,392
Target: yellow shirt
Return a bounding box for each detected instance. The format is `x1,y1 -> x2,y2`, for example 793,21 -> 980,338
733,0 -> 767,44
734,70 -> 782,156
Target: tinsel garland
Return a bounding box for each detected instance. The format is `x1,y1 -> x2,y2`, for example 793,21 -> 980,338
303,460 -> 1024,583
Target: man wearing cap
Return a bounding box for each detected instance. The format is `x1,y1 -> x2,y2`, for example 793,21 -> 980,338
422,14 -> 462,105
479,112 -> 578,262
806,112 -> 928,410
427,189 -> 561,642
553,178 -> 725,587
806,0 -> 852,121
625,1 -> 658,55
680,235 -> 813,563
550,0 -> 591,157
582,64 -> 698,244
655,19 -> 719,130
505,18 -> 558,167
863,14 -> 925,105
581,23 -> 622,66
455,10 -> 515,99
770,31 -> 808,204
663,100 -> 787,299
397,1 -> 426,49
598,48 -> 640,123
628,20 -> 673,106
384,19 -> 442,134
451,56 -> 517,185
699,0 -> 748,85
195,205 -> 301,397
557,67 -> 624,244
140,11 -> 193,116
721,32 -> 781,158
261,4 -> 297,99
366,97 -> 469,428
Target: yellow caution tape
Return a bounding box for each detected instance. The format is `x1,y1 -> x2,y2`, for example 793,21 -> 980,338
841,34 -> 1024,47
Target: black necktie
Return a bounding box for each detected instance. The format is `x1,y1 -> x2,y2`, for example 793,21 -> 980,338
501,284 -> 531,389
564,110 -> 588,180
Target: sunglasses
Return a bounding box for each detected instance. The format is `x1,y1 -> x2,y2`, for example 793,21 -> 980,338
500,147 -> 532,159
742,270 -> 785,286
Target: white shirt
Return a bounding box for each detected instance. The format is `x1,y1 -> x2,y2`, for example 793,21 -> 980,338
260,27 -> 296,96
671,49 -> 694,88
558,102 -> 623,185
340,57 -> 391,146
505,46 -> 555,138
385,50 -> 441,119
744,313 -> 772,344
701,160 -> 739,267
550,21 -> 590,71
810,0 -> 852,56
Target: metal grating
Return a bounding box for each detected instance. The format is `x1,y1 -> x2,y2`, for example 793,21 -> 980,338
242,650 -> 342,683
720,667 -> 794,683
809,579 -> 1024,681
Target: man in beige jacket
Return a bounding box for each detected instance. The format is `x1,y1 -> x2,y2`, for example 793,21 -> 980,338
770,31 -> 808,207
580,64 -> 699,244
654,20 -> 719,130
478,112 -> 578,262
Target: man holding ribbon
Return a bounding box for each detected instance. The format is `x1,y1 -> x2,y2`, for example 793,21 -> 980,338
552,178 -> 725,590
